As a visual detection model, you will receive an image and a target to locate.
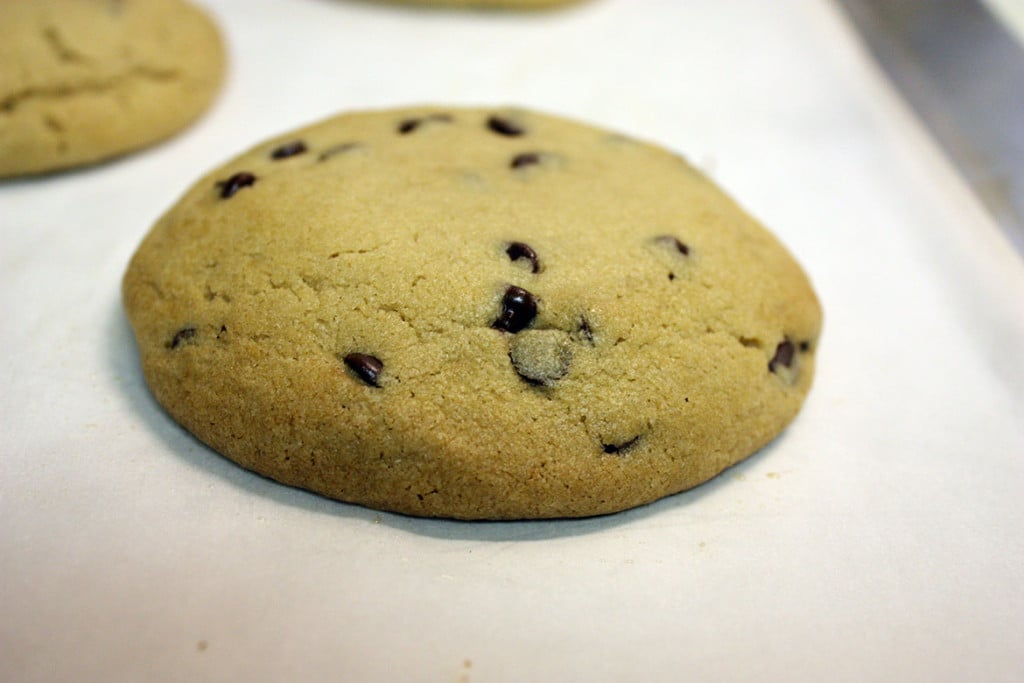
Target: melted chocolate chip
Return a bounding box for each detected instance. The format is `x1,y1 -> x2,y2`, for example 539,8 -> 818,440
270,140 -> 307,159
655,234 -> 690,256
344,353 -> 384,387
487,115 -> 524,137
602,435 -> 640,455
510,152 -> 541,169
506,241 -> 541,273
216,172 -> 256,199
168,327 -> 196,349
769,339 -> 796,373
492,285 -> 538,333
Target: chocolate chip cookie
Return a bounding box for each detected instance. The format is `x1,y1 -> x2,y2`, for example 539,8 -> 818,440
122,106 -> 822,519
0,0 -> 225,178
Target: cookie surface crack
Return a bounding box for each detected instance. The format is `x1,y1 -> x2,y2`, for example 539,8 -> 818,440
0,65 -> 180,114
42,26 -> 91,64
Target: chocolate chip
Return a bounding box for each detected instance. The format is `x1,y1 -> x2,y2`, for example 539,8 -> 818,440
270,140 -> 307,159
769,339 -> 796,373
510,152 -> 541,169
216,172 -> 256,199
398,119 -> 421,134
168,326 -> 196,349
655,234 -> 689,256
799,340 -> 811,353
398,113 -> 452,134
492,285 -> 537,333
576,317 -> 595,344
602,436 -> 640,455
506,241 -> 541,273
487,115 -> 524,137
319,142 -> 361,161
344,353 -> 384,387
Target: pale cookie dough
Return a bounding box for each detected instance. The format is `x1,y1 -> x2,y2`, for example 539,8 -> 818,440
0,0 -> 225,178
123,106 -> 823,519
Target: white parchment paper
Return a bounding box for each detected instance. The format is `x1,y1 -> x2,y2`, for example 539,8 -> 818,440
3,1 -> 1023,681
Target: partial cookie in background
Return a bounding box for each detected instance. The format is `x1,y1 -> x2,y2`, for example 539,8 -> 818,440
0,0 -> 225,179
123,106 -> 823,520
369,0 -> 588,9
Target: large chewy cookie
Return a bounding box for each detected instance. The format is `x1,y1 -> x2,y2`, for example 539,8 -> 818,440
0,0 -> 224,178
123,106 -> 822,519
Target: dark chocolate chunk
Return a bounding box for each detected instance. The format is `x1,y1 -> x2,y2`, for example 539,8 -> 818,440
799,340 -> 811,353
492,285 -> 538,333
654,234 -> 690,256
602,436 -> 640,455
344,353 -> 384,387
510,152 -> 541,169
270,141 -> 307,159
506,241 -> 541,273
769,339 -> 796,373
168,326 -> 196,349
216,172 -> 256,199
487,115 -> 525,137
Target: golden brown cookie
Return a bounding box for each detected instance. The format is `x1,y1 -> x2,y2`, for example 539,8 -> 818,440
0,0 -> 225,178
123,106 -> 822,519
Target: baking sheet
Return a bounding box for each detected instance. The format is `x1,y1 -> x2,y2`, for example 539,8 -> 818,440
3,1 -> 1024,681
